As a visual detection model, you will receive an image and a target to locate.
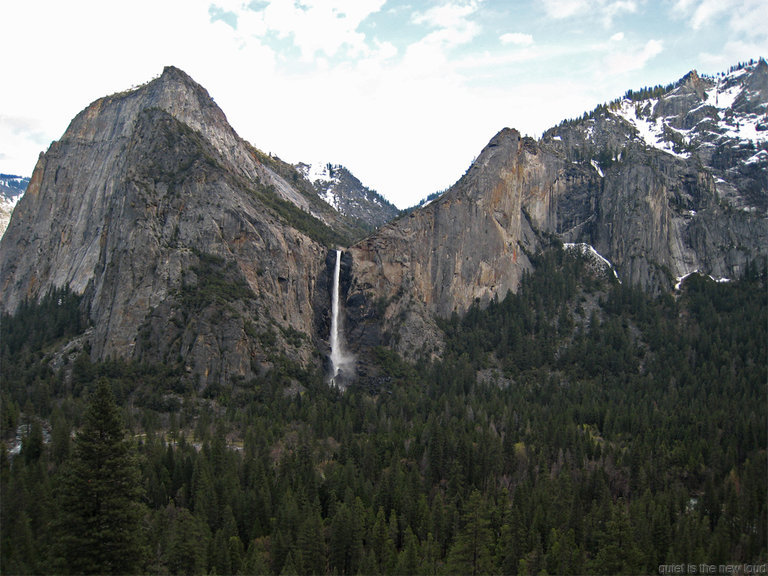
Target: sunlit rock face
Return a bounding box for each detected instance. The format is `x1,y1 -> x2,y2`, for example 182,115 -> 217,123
347,62 -> 768,358
1,61 -> 766,381
0,67 -> 332,386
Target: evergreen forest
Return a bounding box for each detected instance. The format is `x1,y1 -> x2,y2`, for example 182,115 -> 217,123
1,246 -> 766,575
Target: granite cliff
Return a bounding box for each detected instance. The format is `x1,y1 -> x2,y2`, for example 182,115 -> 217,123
343,60 -> 768,361
345,129 -> 541,360
0,67 -> 347,386
1,61 -> 765,385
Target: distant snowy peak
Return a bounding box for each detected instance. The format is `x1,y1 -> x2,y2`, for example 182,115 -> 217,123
295,161 -> 399,230
1,174 -> 29,238
1,174 -> 28,198
548,59 -> 766,214
608,61 -> 767,158
553,60 -> 767,153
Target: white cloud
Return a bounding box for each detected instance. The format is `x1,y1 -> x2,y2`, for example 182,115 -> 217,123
672,0 -> 767,71
700,39 -> 768,72
689,0 -> 729,29
603,39 -> 664,74
231,0 -> 387,61
611,32 -> 625,42
540,0 -> 590,19
0,116 -> 50,175
540,0 -> 636,25
500,33 -> 534,46
602,1 -> 636,26
726,0 -> 768,39
410,1 -> 482,49
412,1 -> 480,28
673,0 -> 768,37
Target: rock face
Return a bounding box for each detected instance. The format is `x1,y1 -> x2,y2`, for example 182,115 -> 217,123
346,60 -> 768,360
346,129 -> 542,359
539,59 -> 768,289
0,67 -> 342,386
1,61 -> 766,385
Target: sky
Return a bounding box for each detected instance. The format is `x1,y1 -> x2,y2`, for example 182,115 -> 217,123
2,0 -> 766,208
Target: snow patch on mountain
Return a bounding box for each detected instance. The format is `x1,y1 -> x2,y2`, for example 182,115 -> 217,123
297,161 -> 341,210
674,270 -> 731,291
295,162 -> 399,229
564,243 -> 621,282
298,161 -> 337,185
614,100 -> 691,158
1,174 -> 28,238
706,82 -> 742,110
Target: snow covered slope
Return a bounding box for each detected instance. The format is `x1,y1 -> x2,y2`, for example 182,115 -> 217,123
0,174 -> 28,238
550,59 -> 767,215
296,161 -> 399,230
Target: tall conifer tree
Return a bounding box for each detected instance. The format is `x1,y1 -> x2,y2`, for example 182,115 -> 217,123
55,379 -> 145,574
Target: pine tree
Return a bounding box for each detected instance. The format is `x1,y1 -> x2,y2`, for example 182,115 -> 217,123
54,379 -> 146,574
396,526 -> 420,575
296,510 -> 327,575
445,490 -> 494,576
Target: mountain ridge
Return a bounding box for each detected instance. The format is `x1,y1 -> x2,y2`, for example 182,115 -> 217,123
1,60 -> 766,384
0,67 -> 343,385
343,59 -> 767,361
297,161 -> 400,231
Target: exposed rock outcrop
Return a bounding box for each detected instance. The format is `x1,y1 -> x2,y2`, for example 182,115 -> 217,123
346,129 -> 542,360
0,67 -> 338,386
347,61 -> 768,361
2,61 -> 765,387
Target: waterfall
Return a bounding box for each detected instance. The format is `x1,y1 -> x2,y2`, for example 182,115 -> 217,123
329,249 -> 344,383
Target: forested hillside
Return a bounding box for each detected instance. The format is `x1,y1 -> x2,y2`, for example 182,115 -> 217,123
1,246 -> 765,574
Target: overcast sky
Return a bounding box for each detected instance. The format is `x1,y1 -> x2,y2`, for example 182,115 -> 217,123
2,0 -> 766,208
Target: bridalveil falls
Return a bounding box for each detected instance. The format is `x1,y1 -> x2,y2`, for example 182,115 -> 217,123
329,249 -> 352,386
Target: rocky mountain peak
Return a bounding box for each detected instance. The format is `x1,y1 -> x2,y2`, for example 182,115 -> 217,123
679,69 -> 707,98
1,60 -> 765,386
485,127 -> 520,148
296,161 -> 399,231
67,65 -> 221,142
344,60 -> 767,363
734,58 -> 768,114
344,127 -> 545,360
463,128 -> 521,174
0,67 -> 355,385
